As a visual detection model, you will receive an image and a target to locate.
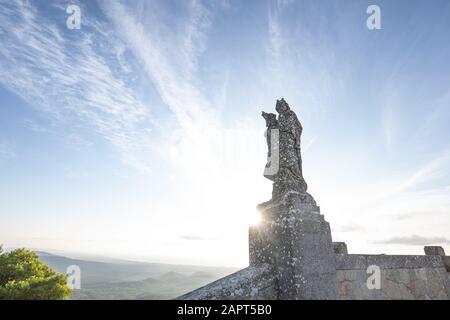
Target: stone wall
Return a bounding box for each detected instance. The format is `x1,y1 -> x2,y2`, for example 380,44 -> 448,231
177,250 -> 450,300
176,264 -> 277,300
176,247 -> 450,300
335,253 -> 450,300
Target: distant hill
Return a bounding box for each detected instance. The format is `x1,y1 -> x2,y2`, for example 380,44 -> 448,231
35,251 -> 238,300
70,270 -> 223,300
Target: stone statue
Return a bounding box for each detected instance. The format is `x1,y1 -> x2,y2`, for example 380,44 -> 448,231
253,99 -> 339,299
262,98 -> 308,201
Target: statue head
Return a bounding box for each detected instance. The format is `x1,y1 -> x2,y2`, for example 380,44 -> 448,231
275,98 -> 290,114
262,111 -> 277,128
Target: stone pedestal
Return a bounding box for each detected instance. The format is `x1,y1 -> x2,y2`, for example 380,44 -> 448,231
249,192 -> 339,299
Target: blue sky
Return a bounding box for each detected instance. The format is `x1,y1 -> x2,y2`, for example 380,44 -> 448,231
1,0 -> 449,266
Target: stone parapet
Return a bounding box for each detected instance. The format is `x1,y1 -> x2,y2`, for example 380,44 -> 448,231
176,264 -> 276,300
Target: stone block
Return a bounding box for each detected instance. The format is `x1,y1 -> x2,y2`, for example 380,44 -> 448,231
424,246 -> 446,256
251,192 -> 339,300
333,242 -> 348,254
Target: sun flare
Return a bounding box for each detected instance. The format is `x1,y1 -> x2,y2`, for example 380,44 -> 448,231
248,210 -> 262,226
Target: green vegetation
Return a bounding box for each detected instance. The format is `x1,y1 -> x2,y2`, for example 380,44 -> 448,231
0,246 -> 72,300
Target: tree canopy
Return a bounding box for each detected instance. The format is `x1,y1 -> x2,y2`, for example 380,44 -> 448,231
0,246 -> 72,300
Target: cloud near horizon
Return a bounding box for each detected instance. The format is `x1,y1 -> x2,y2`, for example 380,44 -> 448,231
372,235 -> 450,246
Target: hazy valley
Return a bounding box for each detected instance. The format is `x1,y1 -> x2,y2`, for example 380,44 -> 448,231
36,251 -> 238,300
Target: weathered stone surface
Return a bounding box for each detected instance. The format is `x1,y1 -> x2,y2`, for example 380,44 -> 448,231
337,267 -> 450,300
262,98 -> 308,200
261,111 -> 278,162
333,242 -> 348,254
251,191 -> 339,299
335,253 -> 450,300
176,264 -> 276,300
424,246 -> 446,256
443,256 -> 450,272
335,254 -> 446,270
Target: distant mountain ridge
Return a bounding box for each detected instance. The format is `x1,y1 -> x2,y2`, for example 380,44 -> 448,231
35,251 -> 238,299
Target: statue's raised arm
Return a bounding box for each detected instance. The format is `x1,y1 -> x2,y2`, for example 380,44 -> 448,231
262,98 -> 308,201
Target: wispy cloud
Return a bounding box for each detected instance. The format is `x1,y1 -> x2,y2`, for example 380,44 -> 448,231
101,0 -> 217,132
266,1 -> 286,87
0,141 -> 15,162
372,235 -> 450,246
395,153 -> 450,193
341,152 -> 450,212
23,119 -> 51,134
0,0 -> 153,173
333,224 -> 365,233
267,7 -> 283,62
267,0 -> 295,64
181,0 -> 212,78
381,104 -> 395,154
180,235 -> 220,241
263,0 -> 340,118
394,209 -> 448,221
99,0 -> 239,189
277,0 -> 294,8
